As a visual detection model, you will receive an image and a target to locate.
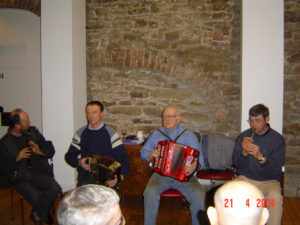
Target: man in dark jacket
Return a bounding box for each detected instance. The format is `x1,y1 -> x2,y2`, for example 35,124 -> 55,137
0,109 -> 61,225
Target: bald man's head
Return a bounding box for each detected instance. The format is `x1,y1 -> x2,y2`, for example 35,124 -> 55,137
161,105 -> 182,130
207,180 -> 269,225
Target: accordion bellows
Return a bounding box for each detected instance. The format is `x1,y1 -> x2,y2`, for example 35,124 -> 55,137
90,154 -> 121,185
153,141 -> 199,181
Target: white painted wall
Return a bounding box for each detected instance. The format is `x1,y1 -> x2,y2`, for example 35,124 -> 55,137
41,0 -> 86,191
241,0 -> 284,133
0,9 -> 41,137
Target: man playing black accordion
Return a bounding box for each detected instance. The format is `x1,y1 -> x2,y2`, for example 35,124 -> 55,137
65,101 -> 130,188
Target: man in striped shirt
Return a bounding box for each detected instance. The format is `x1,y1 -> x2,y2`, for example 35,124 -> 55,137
65,101 -> 130,187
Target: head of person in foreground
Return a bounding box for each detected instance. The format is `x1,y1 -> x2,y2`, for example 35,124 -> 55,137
207,180 -> 269,225
57,184 -> 124,225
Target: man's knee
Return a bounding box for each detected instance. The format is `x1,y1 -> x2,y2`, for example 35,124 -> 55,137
267,189 -> 282,204
52,182 -> 61,196
143,184 -> 158,200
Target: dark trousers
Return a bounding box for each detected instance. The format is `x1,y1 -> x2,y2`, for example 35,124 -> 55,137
77,170 -> 92,187
13,175 -> 61,223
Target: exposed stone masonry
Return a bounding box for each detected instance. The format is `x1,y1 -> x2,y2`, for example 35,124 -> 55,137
86,0 -> 241,139
88,66 -> 214,135
283,0 -> 300,196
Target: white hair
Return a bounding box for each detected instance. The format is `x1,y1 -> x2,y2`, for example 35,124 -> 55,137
57,184 -> 120,225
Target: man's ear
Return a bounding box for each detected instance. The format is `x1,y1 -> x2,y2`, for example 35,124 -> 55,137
265,116 -> 270,123
259,208 -> 269,225
207,206 -> 218,225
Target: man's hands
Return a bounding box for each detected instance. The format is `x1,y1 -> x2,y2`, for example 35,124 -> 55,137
16,147 -> 31,162
185,158 -> 198,176
28,141 -> 44,156
106,174 -> 124,188
241,137 -> 263,160
78,157 -> 90,171
16,140 -> 45,162
78,157 -> 124,188
149,149 -> 159,161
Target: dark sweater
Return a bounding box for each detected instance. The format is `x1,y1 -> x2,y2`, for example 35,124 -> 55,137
232,126 -> 285,182
65,124 -> 130,177
0,126 -> 55,183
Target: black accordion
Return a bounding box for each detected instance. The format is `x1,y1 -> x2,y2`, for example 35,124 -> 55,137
89,154 -> 121,185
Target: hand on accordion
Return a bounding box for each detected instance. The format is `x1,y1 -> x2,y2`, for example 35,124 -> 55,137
185,158 -> 198,176
149,149 -> 160,161
78,157 -> 90,171
106,174 -> 118,188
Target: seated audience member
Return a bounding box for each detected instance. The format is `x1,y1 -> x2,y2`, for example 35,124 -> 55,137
65,100 -> 130,188
140,105 -> 206,225
232,104 -> 285,225
57,184 -> 124,225
207,180 -> 269,225
0,109 -> 61,225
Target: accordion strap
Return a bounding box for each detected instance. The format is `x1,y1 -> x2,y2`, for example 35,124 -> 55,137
156,128 -> 188,142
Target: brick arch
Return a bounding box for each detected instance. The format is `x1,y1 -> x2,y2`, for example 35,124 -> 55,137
88,48 -> 200,83
87,47 -> 228,121
0,0 -> 40,16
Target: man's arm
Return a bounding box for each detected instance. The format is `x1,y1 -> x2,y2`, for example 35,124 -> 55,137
140,132 -> 157,162
232,134 -> 249,170
65,131 -> 82,168
31,127 -> 55,158
113,144 -> 130,177
105,126 -> 130,177
0,140 -> 19,176
255,137 -> 285,179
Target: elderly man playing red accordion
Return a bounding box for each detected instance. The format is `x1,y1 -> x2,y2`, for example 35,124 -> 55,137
140,105 -> 206,225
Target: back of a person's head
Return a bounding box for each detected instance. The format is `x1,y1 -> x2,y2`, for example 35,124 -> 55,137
57,184 -> 120,225
207,180 -> 269,225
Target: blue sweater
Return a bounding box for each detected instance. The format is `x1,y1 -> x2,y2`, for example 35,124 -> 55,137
232,126 -> 285,182
140,125 -> 206,170
65,124 -> 130,176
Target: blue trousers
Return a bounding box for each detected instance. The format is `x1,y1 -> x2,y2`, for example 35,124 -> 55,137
143,173 -> 206,225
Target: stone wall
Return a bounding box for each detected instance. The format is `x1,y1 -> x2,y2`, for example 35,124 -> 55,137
283,0 -> 300,197
88,67 -> 215,135
86,0 -> 241,139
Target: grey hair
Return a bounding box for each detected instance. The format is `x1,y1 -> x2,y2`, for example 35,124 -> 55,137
57,184 -> 120,225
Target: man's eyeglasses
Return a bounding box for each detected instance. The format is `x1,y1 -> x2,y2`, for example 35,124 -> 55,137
162,115 -> 180,119
247,119 -> 263,124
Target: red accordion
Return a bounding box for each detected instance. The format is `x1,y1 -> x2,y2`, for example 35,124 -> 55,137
152,141 -> 199,181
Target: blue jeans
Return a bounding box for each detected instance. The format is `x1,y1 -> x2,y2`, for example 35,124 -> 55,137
143,173 -> 205,225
